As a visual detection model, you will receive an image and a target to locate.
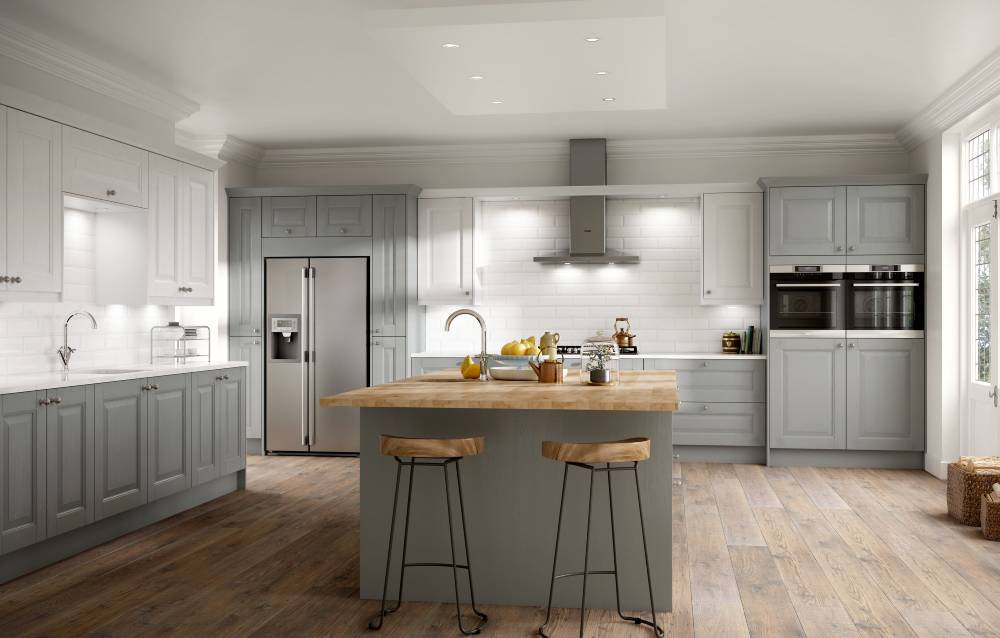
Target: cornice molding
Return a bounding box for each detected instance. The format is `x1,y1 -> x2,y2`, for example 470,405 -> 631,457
0,16 -> 198,123
175,131 -> 264,166
897,46 -> 1000,150
256,133 -> 904,169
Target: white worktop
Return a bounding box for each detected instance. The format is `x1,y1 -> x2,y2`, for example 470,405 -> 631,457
411,352 -> 766,360
0,361 -> 249,395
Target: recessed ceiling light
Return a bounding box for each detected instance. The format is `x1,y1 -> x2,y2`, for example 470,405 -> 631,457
602,97 -> 616,102
585,37 -> 600,43
469,75 -> 484,80
595,71 -> 608,76
442,43 -> 460,48
491,99 -> 504,104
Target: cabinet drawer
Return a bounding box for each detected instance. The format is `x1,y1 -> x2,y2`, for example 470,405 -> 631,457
647,359 -> 765,402
263,197 -> 317,237
674,402 -> 765,447
317,195 -> 372,237
62,126 -> 148,208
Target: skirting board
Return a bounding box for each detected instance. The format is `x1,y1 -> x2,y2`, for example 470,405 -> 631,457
768,449 -> 924,469
0,471 -> 243,584
673,445 -> 766,464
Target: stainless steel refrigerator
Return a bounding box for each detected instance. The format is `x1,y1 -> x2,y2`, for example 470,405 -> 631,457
265,257 -> 368,454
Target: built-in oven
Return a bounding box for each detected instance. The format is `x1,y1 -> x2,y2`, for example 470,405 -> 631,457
769,265 -> 846,332
845,264 -> 924,335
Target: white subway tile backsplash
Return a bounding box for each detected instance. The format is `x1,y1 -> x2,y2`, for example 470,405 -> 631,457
425,198 -> 761,354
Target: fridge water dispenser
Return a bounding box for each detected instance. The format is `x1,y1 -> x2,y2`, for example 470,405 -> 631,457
269,315 -> 301,361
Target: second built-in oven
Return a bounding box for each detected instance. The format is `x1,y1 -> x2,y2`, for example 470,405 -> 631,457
769,265 -> 846,332
845,264 -> 924,333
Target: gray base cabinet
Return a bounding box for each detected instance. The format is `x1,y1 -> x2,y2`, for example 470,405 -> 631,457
769,338 -> 846,449
1,392 -> 46,553
673,402 -> 765,446
219,369 -> 246,476
371,337 -> 407,385
646,358 -> 765,402
229,337 -> 263,439
46,386 -> 95,537
94,380 -> 148,521
148,374 -> 191,502
192,371 -> 220,486
846,339 -> 924,451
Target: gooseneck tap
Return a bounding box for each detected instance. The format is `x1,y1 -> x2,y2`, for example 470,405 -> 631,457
444,308 -> 489,381
58,311 -> 98,370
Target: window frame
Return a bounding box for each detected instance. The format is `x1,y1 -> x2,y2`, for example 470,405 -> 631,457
963,119 -> 999,206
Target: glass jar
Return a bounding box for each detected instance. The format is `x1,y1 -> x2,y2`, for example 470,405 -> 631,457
580,330 -> 620,385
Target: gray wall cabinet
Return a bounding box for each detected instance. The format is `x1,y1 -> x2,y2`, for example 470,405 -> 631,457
94,380 -> 148,521
147,374 -> 191,502
846,339 -> 925,451
229,337 -> 263,440
371,195 -> 407,337
228,197 -> 263,337
371,337 -> 407,385
191,371 -> 220,486
768,187 -> 846,256
769,338 -> 847,449
1,392 -> 46,553
45,386 -> 95,538
262,196 -> 317,237
317,195 -> 372,237
846,185 -> 924,255
219,368 -> 247,476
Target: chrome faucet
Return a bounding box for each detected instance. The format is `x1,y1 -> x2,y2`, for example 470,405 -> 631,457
444,308 -> 489,381
57,311 -> 98,370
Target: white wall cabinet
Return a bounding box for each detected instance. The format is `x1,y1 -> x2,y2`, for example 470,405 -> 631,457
702,192 -> 763,305
62,126 -> 148,209
417,198 -> 473,305
3,108 -> 63,297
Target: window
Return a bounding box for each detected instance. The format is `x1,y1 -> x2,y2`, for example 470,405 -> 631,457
975,221 -> 992,382
969,129 -> 992,202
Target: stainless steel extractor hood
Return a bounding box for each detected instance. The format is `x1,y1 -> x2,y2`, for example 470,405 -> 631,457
533,138 -> 639,265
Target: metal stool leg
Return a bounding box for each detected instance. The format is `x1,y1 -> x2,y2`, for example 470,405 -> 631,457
369,459 -> 406,630
578,466 -> 596,638
539,464 -> 570,637
455,460 -> 489,628
443,459 -> 488,635
633,462 -> 664,637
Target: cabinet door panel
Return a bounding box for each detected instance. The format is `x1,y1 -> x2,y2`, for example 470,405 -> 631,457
846,339 -> 924,451
46,386 -> 95,537
147,154 -> 184,298
702,193 -> 763,304
1,391 -> 46,553
317,195 -> 372,237
219,369 -> 246,476
228,198 -> 263,336
371,337 -> 406,385
769,338 -> 846,449
372,195 -> 407,336
262,196 -> 316,237
768,187 -> 846,256
148,375 -> 191,501
417,198 -> 473,304
673,402 -> 765,446
846,185 -> 924,255
191,371 -> 220,485
0,108 -> 6,294
647,359 -> 765,402
94,380 -> 147,520
62,126 -> 148,208
5,109 -> 62,294
230,338 -> 263,439
181,164 -> 215,302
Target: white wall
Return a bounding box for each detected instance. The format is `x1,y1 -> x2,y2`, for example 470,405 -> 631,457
423,198 -> 760,354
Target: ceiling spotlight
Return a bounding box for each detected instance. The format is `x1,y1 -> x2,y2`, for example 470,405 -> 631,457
602,97 -> 616,102
469,75 -> 484,80
491,99 -> 504,104
442,43 -> 460,48
585,37 -> 600,43
595,71 -> 608,76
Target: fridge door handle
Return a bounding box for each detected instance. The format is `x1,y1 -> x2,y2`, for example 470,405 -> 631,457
308,267 -> 317,446
301,267 -> 309,446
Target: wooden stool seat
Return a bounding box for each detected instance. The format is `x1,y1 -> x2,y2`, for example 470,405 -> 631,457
380,434 -> 485,458
541,437 -> 650,464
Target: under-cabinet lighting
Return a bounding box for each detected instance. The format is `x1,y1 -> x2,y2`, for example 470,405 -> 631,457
602,97 -> 616,102
469,75 -> 484,80
442,43 -> 460,48
491,99 -> 504,104
585,37 -> 600,42
595,71 -> 608,76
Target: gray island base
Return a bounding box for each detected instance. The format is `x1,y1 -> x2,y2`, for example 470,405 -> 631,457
359,407 -> 673,611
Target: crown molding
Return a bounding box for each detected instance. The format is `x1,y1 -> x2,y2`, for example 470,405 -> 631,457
256,133 -> 903,169
897,46 -> 1000,151
175,131 -> 264,166
0,16 -> 198,123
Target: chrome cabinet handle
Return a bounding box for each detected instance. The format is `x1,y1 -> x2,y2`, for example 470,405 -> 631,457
150,384 -> 159,391
141,384 -> 151,391
253,340 -> 261,345
848,342 -> 856,349
52,397 -> 62,404
284,228 -> 292,234
223,375 -> 230,380
215,375 -> 224,381
836,343 -> 844,349
0,276 -> 8,283
836,245 -> 844,252
11,276 -> 21,284
39,398 -> 51,406
990,385 -> 998,408
106,189 -> 116,196
848,245 -> 857,252
339,227 -> 347,234
705,290 -> 711,295
702,404 -> 709,411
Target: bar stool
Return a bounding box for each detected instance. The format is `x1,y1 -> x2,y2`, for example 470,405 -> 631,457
369,434 -> 489,635
538,437 -> 662,638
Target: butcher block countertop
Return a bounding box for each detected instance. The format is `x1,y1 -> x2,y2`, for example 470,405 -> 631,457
320,369 -> 679,412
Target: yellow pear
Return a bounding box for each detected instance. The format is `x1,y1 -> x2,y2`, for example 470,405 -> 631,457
462,363 -> 481,379
460,355 -> 474,373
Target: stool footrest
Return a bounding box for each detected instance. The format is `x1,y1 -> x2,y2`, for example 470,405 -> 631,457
404,562 -> 471,570
554,569 -> 616,580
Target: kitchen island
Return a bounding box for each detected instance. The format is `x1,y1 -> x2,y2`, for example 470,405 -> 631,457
321,369 -> 678,611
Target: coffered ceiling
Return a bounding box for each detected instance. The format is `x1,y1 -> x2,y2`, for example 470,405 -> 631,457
0,0 -> 997,148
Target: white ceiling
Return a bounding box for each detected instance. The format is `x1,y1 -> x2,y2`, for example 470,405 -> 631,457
0,0 -> 998,148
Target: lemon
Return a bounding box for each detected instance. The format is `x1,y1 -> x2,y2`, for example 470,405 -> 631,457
511,342 -> 528,356
501,341 -> 519,356
526,336 -> 537,346
524,345 -> 541,356
462,363 -> 481,379
460,355 -> 474,373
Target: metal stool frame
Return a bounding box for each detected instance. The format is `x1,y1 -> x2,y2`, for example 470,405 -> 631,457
369,456 -> 488,635
539,461 -> 663,638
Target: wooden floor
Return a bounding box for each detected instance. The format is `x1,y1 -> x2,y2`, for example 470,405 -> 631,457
2,457 -> 999,637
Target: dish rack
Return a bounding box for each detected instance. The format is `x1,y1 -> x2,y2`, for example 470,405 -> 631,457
150,322 -> 211,365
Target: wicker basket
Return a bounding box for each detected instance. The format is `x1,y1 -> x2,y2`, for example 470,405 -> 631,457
947,463 -> 1000,526
983,493 -> 1000,541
